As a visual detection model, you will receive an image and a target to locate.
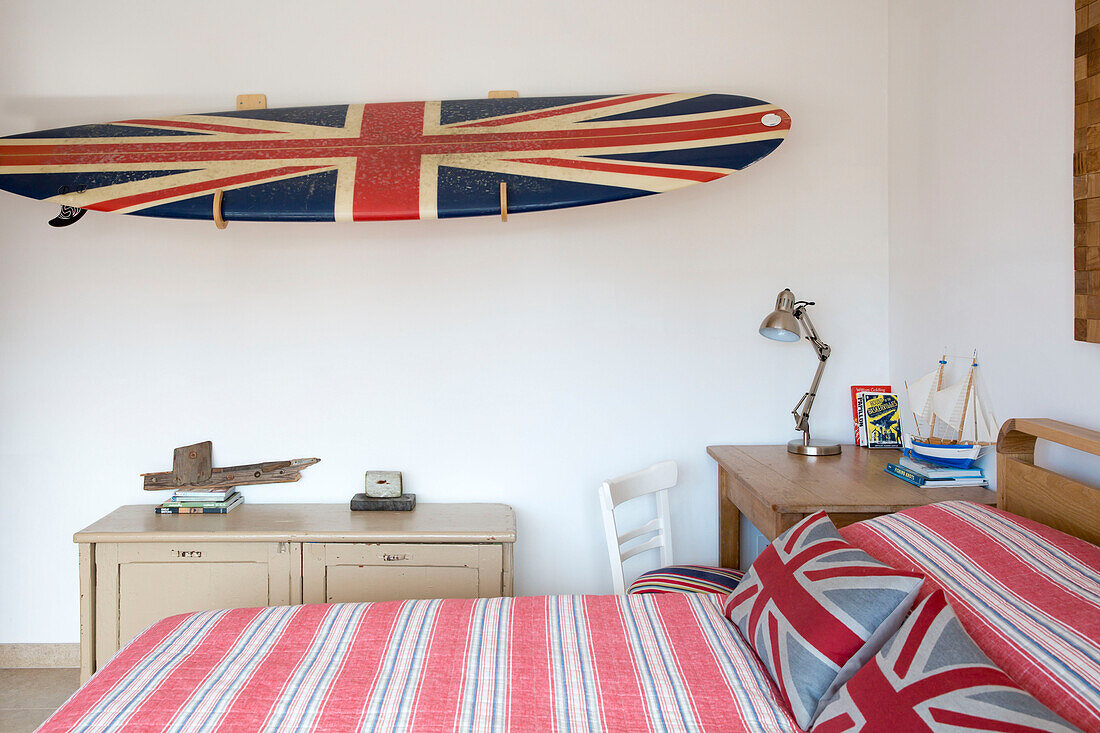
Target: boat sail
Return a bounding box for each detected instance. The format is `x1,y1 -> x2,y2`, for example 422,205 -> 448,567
906,369 -> 938,428
903,351 -> 997,468
964,366 -> 998,444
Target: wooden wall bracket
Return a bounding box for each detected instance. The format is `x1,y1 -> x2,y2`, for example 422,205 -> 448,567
213,189 -> 227,229
492,90 -> 516,222
236,94 -> 268,110
213,95 -> 267,229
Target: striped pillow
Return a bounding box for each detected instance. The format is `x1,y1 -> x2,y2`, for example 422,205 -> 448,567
839,500 -> 1100,730
627,564 -> 745,595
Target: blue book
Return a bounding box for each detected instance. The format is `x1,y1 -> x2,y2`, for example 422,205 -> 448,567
886,463 -> 925,486
886,464 -> 988,488
898,454 -> 984,479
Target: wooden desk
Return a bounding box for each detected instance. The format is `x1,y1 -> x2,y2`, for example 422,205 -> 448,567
707,445 -> 996,569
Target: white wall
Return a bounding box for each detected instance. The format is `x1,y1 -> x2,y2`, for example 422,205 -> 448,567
888,1 -> 1100,479
0,1 -> 890,642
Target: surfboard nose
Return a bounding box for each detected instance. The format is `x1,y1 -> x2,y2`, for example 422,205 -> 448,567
761,107 -> 791,131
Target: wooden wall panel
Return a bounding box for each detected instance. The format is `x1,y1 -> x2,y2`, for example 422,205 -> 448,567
1076,0 -> 1100,342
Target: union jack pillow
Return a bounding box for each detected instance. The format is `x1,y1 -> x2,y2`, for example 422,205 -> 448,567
724,511 -> 923,729
812,590 -> 1080,732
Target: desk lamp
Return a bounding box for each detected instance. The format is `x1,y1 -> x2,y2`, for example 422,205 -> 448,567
759,289 -> 842,456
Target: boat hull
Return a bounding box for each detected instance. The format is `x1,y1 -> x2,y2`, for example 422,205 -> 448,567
902,434 -> 983,469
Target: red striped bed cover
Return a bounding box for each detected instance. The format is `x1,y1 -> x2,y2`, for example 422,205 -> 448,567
38,593 -> 800,732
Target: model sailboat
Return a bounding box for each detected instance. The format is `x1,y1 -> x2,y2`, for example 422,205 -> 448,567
902,351 -> 998,468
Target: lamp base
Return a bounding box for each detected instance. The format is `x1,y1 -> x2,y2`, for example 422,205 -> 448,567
787,439 -> 842,456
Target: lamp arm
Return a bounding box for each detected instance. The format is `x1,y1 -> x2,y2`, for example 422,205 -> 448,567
795,305 -> 831,360
790,305 -> 832,441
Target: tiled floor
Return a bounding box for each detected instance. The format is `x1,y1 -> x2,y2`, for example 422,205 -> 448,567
0,668 -> 80,733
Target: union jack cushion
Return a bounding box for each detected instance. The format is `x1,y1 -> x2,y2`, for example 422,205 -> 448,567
628,564 -> 745,595
724,511 -> 924,729
812,590 -> 1080,732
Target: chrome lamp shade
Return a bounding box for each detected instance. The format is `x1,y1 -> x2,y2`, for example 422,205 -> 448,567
759,290 -> 802,341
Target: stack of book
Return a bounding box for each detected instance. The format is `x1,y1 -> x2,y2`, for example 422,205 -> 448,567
885,454 -> 988,489
155,487 -> 244,514
850,386 -> 903,449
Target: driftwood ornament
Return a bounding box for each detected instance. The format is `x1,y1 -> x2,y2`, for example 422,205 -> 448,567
142,440 -> 319,491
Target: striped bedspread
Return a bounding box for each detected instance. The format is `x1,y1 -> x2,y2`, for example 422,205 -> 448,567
841,500 -> 1100,733
40,593 -> 800,732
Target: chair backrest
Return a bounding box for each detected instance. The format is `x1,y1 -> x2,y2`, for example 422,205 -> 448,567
598,460 -> 677,595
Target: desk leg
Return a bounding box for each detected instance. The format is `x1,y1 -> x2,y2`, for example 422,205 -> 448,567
718,467 -> 740,570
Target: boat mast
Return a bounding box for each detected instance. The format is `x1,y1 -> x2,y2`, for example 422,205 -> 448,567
971,351 -> 985,443
904,379 -> 922,438
957,351 -> 977,442
929,352 -> 946,439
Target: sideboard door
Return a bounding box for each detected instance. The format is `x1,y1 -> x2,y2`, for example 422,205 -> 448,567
95,541 -> 297,668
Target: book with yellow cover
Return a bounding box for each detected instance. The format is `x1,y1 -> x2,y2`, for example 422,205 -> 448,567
860,392 -> 902,449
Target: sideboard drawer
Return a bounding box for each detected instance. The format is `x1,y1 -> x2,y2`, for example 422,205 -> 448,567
303,542 -> 504,604
115,541 -> 280,563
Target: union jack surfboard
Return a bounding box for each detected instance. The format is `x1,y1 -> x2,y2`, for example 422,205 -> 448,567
0,93 -> 790,223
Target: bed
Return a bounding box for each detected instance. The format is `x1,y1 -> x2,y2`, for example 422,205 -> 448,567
37,419 -> 1100,732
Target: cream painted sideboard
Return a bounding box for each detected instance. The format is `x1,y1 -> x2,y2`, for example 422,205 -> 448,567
74,503 -> 516,682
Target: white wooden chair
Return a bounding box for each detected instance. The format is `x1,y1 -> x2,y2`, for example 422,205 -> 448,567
599,460 -> 744,596
599,460 -> 678,594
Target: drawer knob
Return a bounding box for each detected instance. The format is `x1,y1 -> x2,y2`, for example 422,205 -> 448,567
381,553 -> 409,562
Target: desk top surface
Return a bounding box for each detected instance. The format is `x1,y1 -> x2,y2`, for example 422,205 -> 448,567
74,502 -> 516,544
707,445 -> 996,513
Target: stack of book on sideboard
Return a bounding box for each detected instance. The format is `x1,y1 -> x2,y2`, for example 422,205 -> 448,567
155,487 -> 244,514
884,453 -> 988,489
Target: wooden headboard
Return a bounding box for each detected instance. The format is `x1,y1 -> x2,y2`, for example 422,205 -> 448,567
997,418 -> 1100,545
